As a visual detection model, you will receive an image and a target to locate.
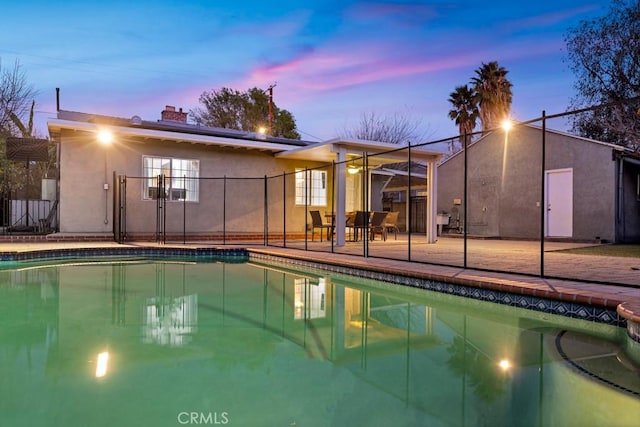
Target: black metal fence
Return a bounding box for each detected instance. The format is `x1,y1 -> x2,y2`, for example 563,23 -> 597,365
1,99 -> 636,290
0,194 -> 58,235
86,101 -> 640,287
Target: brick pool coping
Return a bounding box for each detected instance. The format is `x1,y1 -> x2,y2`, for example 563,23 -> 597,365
247,247 -> 640,335
618,302 -> 640,343
246,248 -> 633,308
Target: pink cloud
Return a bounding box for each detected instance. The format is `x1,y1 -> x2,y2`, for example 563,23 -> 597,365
232,42 -> 480,98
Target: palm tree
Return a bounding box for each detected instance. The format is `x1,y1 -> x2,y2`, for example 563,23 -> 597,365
471,61 -> 513,132
448,84 -> 479,152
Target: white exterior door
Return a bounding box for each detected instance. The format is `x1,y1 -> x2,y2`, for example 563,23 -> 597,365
546,168 -> 573,237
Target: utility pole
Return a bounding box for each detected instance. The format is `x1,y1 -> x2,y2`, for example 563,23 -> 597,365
266,83 -> 276,135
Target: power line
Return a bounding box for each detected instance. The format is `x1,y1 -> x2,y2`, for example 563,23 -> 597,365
297,129 -> 324,141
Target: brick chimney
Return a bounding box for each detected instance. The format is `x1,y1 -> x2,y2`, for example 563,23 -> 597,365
161,105 -> 188,123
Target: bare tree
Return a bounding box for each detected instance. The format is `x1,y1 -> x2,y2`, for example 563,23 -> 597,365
342,111 -> 426,145
0,59 -> 38,137
0,59 -> 52,197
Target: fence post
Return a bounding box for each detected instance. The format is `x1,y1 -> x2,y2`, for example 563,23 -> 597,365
183,174 -> 186,245
407,144 -> 412,262
304,168 -> 308,251
540,111 -> 546,277
364,153 -> 369,258
264,175 -> 268,246
121,176 -> 127,242
463,132 -> 468,269
331,161 -> 335,253
283,171 -> 287,247
113,172 -> 120,243
155,174 -> 166,243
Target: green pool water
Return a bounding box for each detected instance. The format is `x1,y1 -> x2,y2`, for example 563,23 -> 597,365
1,258 -> 639,427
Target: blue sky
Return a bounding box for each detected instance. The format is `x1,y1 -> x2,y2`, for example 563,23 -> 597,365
0,0 -> 612,143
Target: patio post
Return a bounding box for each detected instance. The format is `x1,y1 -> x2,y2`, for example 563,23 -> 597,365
426,157 -> 437,243
334,147 -> 347,246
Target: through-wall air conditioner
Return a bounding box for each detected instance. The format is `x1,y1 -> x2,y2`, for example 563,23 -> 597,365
170,188 -> 186,200
148,187 -> 166,200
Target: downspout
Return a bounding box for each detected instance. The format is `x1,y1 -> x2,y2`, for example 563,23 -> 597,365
616,153 -> 625,243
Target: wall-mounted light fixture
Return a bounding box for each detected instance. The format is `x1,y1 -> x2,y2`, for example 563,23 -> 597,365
97,130 -> 113,145
347,161 -> 360,175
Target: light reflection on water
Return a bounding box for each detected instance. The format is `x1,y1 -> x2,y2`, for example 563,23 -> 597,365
0,259 -> 639,427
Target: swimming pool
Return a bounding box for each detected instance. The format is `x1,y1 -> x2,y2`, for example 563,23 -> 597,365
1,255 -> 638,426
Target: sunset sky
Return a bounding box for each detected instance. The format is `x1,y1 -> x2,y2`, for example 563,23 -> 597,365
1,0 -> 612,143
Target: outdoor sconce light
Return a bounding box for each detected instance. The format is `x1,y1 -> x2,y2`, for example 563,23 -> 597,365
347,160 -> 360,175
97,130 -> 113,145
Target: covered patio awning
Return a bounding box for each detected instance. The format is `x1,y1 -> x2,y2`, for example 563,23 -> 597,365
373,163 -> 429,192
276,138 -> 443,245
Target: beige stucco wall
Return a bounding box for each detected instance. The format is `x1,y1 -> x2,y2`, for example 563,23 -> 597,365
437,126 -> 617,241
59,130 -> 334,235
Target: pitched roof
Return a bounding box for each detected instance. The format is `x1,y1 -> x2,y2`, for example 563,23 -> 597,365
438,123 -> 634,167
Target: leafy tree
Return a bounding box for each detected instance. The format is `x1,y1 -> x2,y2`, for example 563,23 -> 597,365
341,111 -> 425,145
273,109 -> 300,139
191,86 -> 301,139
471,61 -> 513,132
565,0 -> 640,150
448,84 -> 479,152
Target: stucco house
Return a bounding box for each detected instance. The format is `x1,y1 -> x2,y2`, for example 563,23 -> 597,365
47,106 -> 442,244
437,124 -> 640,243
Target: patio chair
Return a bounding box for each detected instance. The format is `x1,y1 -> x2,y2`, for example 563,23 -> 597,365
384,211 -> 399,240
310,210 -> 333,241
345,211 -> 356,227
348,211 -> 369,241
38,200 -> 58,234
369,211 -> 388,241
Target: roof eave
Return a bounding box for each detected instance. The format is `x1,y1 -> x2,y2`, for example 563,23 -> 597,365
47,118 -> 297,152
